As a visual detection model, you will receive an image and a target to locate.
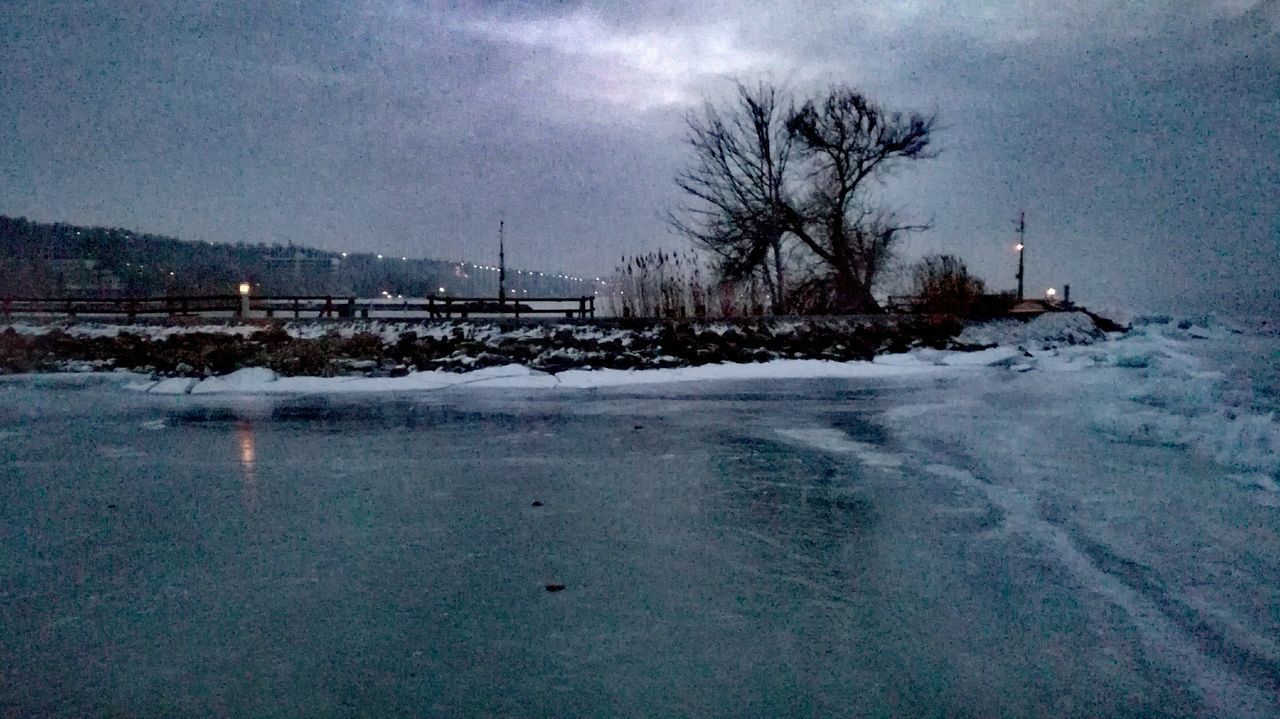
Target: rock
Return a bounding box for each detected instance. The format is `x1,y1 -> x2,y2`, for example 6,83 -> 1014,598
531,501 -> 543,507
534,352 -> 578,373
545,583 -> 566,592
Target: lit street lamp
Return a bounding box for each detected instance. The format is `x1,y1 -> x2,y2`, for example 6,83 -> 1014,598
1014,212 -> 1026,300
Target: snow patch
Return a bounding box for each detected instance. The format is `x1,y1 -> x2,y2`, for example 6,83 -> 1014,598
775,428 -> 903,468
189,368 -> 279,394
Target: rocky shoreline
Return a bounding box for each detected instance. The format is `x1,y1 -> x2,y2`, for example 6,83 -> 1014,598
0,313 -> 1113,378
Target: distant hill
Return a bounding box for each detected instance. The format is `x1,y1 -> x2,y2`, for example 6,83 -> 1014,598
0,216 -> 589,298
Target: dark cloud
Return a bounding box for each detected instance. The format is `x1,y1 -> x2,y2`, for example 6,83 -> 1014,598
2,0 -> 1275,310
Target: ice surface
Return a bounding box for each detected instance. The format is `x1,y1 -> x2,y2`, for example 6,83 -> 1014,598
3,312 -> 1280,717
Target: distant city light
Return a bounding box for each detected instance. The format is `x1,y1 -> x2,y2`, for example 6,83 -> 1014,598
341,252 -> 348,257
377,254 -> 383,259
438,287 -> 446,293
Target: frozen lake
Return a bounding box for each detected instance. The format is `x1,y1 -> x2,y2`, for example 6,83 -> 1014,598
2,324 -> 1278,716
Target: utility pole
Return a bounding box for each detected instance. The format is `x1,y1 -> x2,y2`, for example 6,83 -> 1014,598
498,220 -> 506,304
1015,211 -> 1026,301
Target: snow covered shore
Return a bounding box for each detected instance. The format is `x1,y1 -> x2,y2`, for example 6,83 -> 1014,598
0,310 -> 1118,393
9,310 -> 1268,492
1,313 -> 1033,378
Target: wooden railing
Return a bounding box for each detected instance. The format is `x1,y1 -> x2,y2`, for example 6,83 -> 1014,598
1,295 -> 241,319
1,294 -> 596,320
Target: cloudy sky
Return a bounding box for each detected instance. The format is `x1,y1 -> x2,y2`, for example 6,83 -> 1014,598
3,1 -> 1276,309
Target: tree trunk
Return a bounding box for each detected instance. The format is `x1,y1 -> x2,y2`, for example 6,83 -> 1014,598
771,239 -> 786,314
832,270 -> 882,314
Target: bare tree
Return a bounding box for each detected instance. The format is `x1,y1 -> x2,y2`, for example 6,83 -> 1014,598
671,81 -> 794,313
784,87 -> 935,312
673,83 -> 935,314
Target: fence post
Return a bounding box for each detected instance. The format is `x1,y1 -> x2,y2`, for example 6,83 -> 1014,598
66,299 -> 75,318
293,299 -> 300,318
578,297 -> 586,318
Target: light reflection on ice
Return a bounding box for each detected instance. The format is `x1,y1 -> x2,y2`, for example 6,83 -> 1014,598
237,419 -> 258,513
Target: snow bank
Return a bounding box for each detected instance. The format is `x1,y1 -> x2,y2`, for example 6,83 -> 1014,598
956,311 -> 1108,350
126,354 -> 1027,395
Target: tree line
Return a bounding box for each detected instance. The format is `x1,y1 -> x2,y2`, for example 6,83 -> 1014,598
0,216 -> 587,299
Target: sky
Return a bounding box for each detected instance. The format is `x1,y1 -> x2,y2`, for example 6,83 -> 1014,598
2,0 -> 1277,310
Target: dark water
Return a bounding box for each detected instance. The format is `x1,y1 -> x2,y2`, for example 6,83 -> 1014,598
0,375 -> 1276,717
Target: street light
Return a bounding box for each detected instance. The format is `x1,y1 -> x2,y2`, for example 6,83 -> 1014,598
238,282 -> 251,295
1046,287 -> 1057,300
1014,211 -> 1026,300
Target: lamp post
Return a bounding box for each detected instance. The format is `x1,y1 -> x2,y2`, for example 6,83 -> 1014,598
498,220 -> 506,305
238,282 -> 251,318
1015,211 -> 1026,301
